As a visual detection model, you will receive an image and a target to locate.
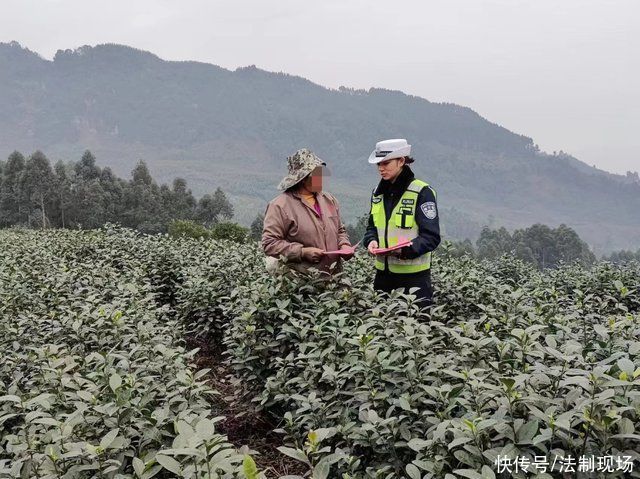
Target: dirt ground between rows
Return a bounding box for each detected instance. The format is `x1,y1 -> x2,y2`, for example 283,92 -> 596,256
187,336 -> 308,478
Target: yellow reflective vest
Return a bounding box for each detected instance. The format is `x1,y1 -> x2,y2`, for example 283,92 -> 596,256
370,179 -> 432,273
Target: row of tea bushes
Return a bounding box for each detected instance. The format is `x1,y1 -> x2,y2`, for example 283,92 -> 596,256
173,238 -> 264,343
0,229 -> 262,479
175,239 -> 640,478
3,227 -> 638,478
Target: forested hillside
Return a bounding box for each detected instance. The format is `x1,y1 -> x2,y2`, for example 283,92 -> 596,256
1,41 -> 639,252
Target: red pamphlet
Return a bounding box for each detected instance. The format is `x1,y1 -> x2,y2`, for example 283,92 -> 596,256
371,240 -> 412,255
324,240 -> 361,256
323,248 -> 355,256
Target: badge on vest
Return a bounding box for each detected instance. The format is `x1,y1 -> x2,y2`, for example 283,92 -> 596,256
401,198 -> 415,205
421,202 -> 437,219
372,196 -> 382,204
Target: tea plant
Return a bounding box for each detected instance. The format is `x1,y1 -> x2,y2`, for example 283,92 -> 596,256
0,229 -> 261,478
2,227 -> 639,478
211,251 -> 640,477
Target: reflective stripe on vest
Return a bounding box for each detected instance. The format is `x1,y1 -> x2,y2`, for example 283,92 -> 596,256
371,179 -> 431,274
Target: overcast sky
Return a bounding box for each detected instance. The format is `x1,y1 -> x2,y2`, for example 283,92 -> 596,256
2,0 -> 638,174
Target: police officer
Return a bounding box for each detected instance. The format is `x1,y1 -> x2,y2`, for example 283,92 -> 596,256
363,139 -> 441,307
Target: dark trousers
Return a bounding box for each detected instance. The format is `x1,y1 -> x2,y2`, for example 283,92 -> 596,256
374,269 -> 433,309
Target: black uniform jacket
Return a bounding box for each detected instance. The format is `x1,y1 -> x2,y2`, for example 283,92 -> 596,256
363,166 -> 441,270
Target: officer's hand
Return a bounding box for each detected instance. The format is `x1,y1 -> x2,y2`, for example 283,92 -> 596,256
367,241 -> 379,255
302,247 -> 324,263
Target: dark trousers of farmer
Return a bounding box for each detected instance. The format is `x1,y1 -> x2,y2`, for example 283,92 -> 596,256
373,269 -> 433,310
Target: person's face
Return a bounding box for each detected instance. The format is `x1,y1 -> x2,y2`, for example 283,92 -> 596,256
303,166 -> 323,192
377,157 -> 405,181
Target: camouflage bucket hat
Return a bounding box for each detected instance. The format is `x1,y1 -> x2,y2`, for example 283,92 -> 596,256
277,148 -> 327,191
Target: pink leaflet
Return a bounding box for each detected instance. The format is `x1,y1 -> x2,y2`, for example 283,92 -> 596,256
323,249 -> 355,256
324,240 -> 361,256
371,240 -> 413,255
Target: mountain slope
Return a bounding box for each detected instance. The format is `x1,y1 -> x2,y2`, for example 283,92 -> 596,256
1,41 -> 639,252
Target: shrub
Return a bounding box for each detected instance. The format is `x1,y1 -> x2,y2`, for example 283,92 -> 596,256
210,222 -> 249,243
3,227 -> 639,478
0,229 -> 259,478
168,219 -> 211,239
216,250 -> 640,477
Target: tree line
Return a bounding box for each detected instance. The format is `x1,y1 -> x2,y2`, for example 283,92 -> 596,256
345,214 -> 610,270
445,224 -> 597,269
604,249 -> 640,264
308,212 -> 639,269
2,149 -> 637,261
0,150 -> 234,233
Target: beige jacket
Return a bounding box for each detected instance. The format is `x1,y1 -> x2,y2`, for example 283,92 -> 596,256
262,190 -> 351,274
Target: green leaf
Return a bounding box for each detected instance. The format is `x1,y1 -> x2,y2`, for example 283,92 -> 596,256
610,434 -> 640,441
277,447 -> 310,465
195,418 -> 215,439
133,457 -> 145,477
454,450 -> 476,467
453,469 -> 483,479
499,377 -> 515,390
517,420 -> 538,443
25,393 -> 54,408
77,390 -> 94,402
109,373 -> 122,392
448,436 -> 474,449
156,454 -> 182,475
312,427 -> 337,443
617,357 -> 635,375
312,461 -> 330,479
399,397 -> 411,411
243,455 -> 259,479
176,420 -> 195,439
100,428 -> 120,449
406,464 -> 421,479
194,368 -> 211,380
481,465 -> 496,479
0,395 -> 21,404
594,324 -> 609,338
159,447 -> 203,458
618,417 -> 635,435
141,464 -> 163,479
407,438 -> 429,452
32,417 -> 59,426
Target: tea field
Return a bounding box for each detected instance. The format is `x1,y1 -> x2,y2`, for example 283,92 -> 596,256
1,227 -> 639,478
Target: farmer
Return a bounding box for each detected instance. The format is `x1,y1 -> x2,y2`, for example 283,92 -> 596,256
262,148 -> 353,275
363,139 -> 441,307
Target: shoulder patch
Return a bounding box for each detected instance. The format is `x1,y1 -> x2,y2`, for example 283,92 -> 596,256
420,201 -> 437,220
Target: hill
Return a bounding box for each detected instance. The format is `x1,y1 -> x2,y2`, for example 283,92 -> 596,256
1,41 -> 639,252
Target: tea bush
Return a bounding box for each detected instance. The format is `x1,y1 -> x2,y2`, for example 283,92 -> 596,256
168,221 -> 249,244
2,227 -> 639,479
169,220 -> 212,240
0,229 -> 261,478
209,223 -> 249,244
184,245 -> 640,478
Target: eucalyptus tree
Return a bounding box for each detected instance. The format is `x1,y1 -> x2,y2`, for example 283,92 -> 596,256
20,151 -> 55,228
0,151 -> 26,226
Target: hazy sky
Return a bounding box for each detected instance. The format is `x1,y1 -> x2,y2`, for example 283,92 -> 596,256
2,0 -> 638,174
